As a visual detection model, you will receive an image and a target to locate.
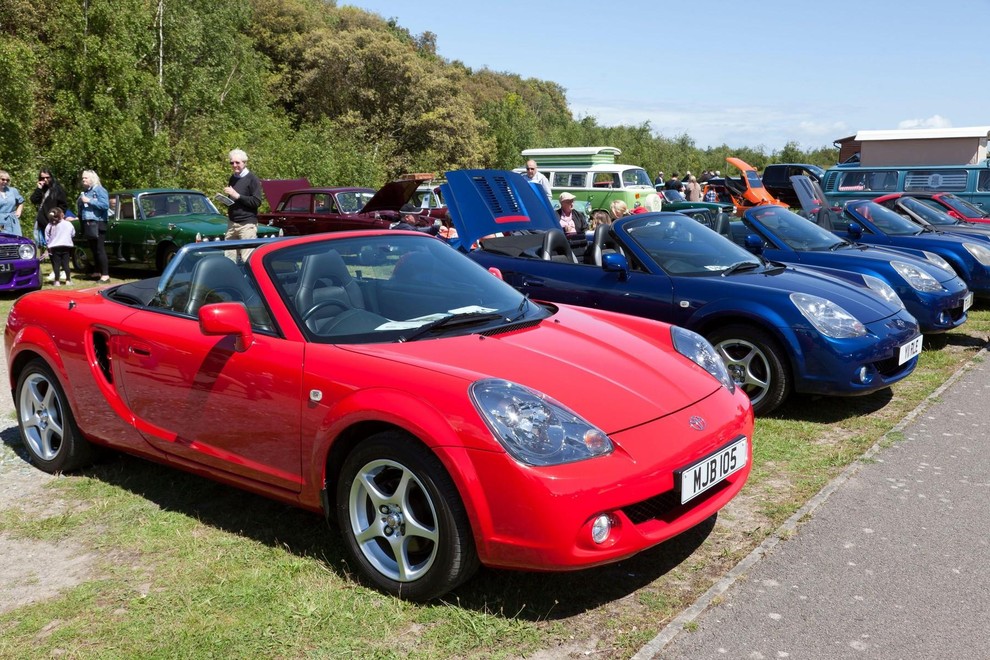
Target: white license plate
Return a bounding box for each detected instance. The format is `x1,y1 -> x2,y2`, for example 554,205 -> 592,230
678,437 -> 748,505
964,291 -> 974,312
0,263 -> 10,272
898,335 -> 923,365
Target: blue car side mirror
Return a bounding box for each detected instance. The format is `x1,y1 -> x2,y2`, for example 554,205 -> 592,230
847,223 -> 863,239
744,234 -> 764,255
602,252 -> 629,281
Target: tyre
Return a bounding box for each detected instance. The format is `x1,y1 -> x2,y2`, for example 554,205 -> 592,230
15,359 -> 94,473
157,243 -> 178,273
707,324 -> 790,415
335,432 -> 478,600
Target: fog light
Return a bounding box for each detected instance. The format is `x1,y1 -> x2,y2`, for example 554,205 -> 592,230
856,366 -> 869,384
591,514 -> 612,544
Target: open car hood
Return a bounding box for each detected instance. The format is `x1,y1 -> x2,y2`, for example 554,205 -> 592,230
789,175 -> 830,215
441,169 -> 561,251
725,157 -> 757,173
361,173 -> 435,214
260,178 -> 310,210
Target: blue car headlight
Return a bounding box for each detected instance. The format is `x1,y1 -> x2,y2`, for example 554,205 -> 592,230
890,261 -> 943,293
671,326 -> 735,393
791,292 -> 867,338
470,379 -> 613,466
18,243 -> 36,260
922,251 -> 953,273
963,242 -> 990,266
862,274 -> 904,309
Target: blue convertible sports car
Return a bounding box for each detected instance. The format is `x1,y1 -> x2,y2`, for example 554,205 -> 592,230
442,170 -> 922,415
728,205 -> 971,335
837,200 -> 990,298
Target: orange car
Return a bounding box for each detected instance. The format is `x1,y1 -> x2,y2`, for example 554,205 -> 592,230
703,158 -> 789,215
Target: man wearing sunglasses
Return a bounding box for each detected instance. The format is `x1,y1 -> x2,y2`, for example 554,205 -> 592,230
222,148 -> 263,240
522,159 -> 552,200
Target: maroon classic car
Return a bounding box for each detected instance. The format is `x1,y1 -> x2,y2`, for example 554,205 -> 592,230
258,174 -> 439,235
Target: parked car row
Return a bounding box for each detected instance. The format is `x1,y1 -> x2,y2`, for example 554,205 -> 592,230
4,165 -> 980,602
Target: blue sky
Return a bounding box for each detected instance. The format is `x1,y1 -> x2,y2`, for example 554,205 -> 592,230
343,0 -> 990,151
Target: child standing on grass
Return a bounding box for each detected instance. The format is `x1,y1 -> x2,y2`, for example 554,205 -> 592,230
44,208 -> 75,286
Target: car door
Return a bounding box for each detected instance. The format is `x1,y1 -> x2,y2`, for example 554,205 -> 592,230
113,309 -> 305,493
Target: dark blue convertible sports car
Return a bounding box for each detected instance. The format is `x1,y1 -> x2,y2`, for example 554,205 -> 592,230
837,200 -> 990,298
728,205 -> 971,335
442,170 -> 922,415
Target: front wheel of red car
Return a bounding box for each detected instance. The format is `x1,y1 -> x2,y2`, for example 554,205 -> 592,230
335,432 -> 479,600
15,359 -> 94,473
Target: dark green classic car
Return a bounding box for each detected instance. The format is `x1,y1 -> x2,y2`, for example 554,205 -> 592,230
74,189 -> 280,272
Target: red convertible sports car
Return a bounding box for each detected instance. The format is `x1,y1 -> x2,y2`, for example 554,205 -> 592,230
6,231 -> 752,600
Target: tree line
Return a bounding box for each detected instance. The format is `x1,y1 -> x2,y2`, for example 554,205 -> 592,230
1,0 -> 837,208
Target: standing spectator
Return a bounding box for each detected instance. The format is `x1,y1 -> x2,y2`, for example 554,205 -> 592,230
665,173 -> 681,191
523,160 -> 552,199
699,169 -> 713,183
654,170 -> 665,187
77,169 -> 110,282
44,207 -> 75,285
223,148 -> 263,240
609,199 -> 630,220
556,192 -> 587,235
685,175 -> 703,201
0,170 -> 25,236
30,168 -> 68,259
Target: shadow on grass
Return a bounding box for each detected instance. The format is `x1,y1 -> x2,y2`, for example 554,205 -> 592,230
3,441 -> 715,620
767,387 -> 894,424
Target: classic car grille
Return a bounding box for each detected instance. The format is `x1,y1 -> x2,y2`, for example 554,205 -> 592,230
0,245 -> 22,261
621,479 -> 730,525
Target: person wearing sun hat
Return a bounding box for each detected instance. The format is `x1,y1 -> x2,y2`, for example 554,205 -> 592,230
556,192 -> 587,235
390,203 -> 440,235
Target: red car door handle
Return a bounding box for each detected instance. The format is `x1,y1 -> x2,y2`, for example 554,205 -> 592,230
129,345 -> 152,357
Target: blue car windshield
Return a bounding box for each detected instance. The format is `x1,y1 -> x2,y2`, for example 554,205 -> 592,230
847,201 -> 922,236
748,206 -> 842,250
901,197 -> 954,226
624,214 -> 761,275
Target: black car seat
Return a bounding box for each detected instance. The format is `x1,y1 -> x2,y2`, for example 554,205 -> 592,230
184,255 -> 257,316
295,248 -> 365,315
585,224 -> 625,265
538,228 -> 578,263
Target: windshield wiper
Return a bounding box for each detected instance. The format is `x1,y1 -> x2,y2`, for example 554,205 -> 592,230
721,261 -> 761,276
399,311 -> 507,342
828,240 -> 848,251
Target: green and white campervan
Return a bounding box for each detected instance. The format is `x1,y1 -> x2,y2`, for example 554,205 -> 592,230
519,147 -> 663,215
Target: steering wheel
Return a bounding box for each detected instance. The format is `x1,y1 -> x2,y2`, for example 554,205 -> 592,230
301,299 -> 350,321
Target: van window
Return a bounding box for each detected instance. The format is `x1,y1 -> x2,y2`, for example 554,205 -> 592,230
621,168 -> 654,187
976,171 -> 990,192
904,170 -> 968,192
553,172 -> 587,188
836,170 -> 898,192
593,173 -> 620,188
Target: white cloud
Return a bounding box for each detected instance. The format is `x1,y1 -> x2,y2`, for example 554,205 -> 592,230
897,115 -> 953,130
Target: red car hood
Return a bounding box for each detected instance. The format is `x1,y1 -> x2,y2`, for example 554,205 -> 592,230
360,177 -> 430,213
343,305 -> 723,432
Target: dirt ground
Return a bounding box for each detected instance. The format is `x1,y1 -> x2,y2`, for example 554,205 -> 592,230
0,351 -> 100,615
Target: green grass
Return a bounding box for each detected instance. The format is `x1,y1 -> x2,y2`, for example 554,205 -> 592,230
1,277 -> 987,658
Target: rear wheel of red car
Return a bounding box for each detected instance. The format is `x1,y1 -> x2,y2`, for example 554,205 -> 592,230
15,359 -> 94,473
708,324 -> 789,415
335,432 -> 478,600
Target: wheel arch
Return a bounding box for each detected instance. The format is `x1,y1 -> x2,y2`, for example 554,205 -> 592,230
314,391 -> 494,548
690,311 -> 799,383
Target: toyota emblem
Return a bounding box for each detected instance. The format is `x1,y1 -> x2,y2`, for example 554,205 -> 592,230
689,416 -> 707,431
